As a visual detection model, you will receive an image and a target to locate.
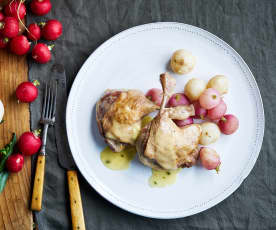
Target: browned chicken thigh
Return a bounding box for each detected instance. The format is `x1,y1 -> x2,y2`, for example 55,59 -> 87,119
96,89 -> 159,152
136,73 -> 202,170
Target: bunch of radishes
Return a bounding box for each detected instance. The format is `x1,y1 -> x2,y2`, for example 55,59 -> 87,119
0,78 -> 41,177
0,0 -> 62,64
146,73 -> 239,173
1,130 -> 41,175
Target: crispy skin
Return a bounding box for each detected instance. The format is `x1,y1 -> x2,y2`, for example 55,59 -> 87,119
96,89 -> 158,152
96,90 -> 126,152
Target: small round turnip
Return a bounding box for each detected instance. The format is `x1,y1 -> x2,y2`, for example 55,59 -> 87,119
174,117 -> 194,127
207,75 -> 229,95
200,147 -> 221,172
218,114 -> 239,135
167,93 -> 190,107
199,88 -> 221,109
184,78 -> 206,101
146,88 -> 163,106
207,99 -> 227,120
170,49 -> 196,74
200,122 -> 221,145
193,101 -> 207,119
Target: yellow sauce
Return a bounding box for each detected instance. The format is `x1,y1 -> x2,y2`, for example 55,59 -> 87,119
141,115 -> 153,128
149,169 -> 181,188
100,146 -> 136,170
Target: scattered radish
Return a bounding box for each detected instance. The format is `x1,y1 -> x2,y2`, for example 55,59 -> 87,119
193,101 -> 207,119
174,117 -> 193,127
16,81 -> 39,102
18,131 -> 42,156
0,11 -> 4,21
146,88 -> 163,106
27,23 -> 41,41
218,114 -> 239,135
0,36 -> 9,48
4,0 -> 26,19
10,35 -> 30,55
41,19 -> 62,40
167,93 -> 190,107
0,17 -> 19,38
199,88 -> 221,109
32,43 -> 52,63
200,147 -> 221,172
5,154 -> 24,173
30,0 -> 52,16
207,99 -> 227,120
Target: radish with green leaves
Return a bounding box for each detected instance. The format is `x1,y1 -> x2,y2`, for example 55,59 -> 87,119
16,81 -> 39,103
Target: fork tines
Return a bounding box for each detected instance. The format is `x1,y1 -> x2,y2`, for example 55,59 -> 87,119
41,80 -> 57,124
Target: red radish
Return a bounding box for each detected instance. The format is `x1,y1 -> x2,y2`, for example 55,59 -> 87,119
0,17 -> 19,38
193,101 -> 207,119
6,154 -> 24,173
146,88 -> 163,106
0,36 -> 9,48
41,19 -> 62,40
167,93 -> 190,107
174,117 -> 194,127
199,88 -> 221,110
27,23 -> 41,41
18,131 -> 42,156
10,35 -> 30,55
200,147 -> 221,172
218,114 -> 239,135
30,0 -> 52,16
4,0 -> 26,19
0,11 -> 4,21
32,43 -> 52,64
16,81 -> 39,102
207,99 -> 227,120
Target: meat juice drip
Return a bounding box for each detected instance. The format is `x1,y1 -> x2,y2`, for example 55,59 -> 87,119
141,115 -> 153,128
100,146 -> 136,170
100,116 -> 153,171
149,169 -> 181,188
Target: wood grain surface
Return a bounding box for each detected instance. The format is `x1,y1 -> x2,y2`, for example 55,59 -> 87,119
0,48 -> 33,229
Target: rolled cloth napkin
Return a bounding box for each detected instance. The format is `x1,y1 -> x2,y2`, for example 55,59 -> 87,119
28,0 -> 275,229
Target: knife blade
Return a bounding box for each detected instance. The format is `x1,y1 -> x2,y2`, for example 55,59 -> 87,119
52,64 -> 86,230
52,64 -> 75,170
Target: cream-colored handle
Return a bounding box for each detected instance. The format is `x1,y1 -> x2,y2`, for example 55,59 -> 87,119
67,170 -> 86,230
31,155 -> 46,211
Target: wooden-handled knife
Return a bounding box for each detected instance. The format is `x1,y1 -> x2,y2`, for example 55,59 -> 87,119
52,64 -> 86,230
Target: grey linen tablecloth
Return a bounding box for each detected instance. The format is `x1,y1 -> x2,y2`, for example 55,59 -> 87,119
28,0 -> 276,229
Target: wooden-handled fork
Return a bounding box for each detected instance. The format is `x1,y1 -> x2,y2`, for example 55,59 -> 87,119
31,81 -> 57,211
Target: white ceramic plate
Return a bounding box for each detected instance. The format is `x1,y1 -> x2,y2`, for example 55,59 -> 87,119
66,22 -> 264,219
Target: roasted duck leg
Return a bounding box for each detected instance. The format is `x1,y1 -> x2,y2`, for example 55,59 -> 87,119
96,89 -> 159,152
136,73 -> 202,170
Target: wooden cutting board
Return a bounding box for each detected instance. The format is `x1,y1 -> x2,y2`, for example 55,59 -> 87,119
0,48 -> 33,229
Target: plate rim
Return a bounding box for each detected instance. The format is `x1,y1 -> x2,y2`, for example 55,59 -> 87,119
66,22 -> 265,219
